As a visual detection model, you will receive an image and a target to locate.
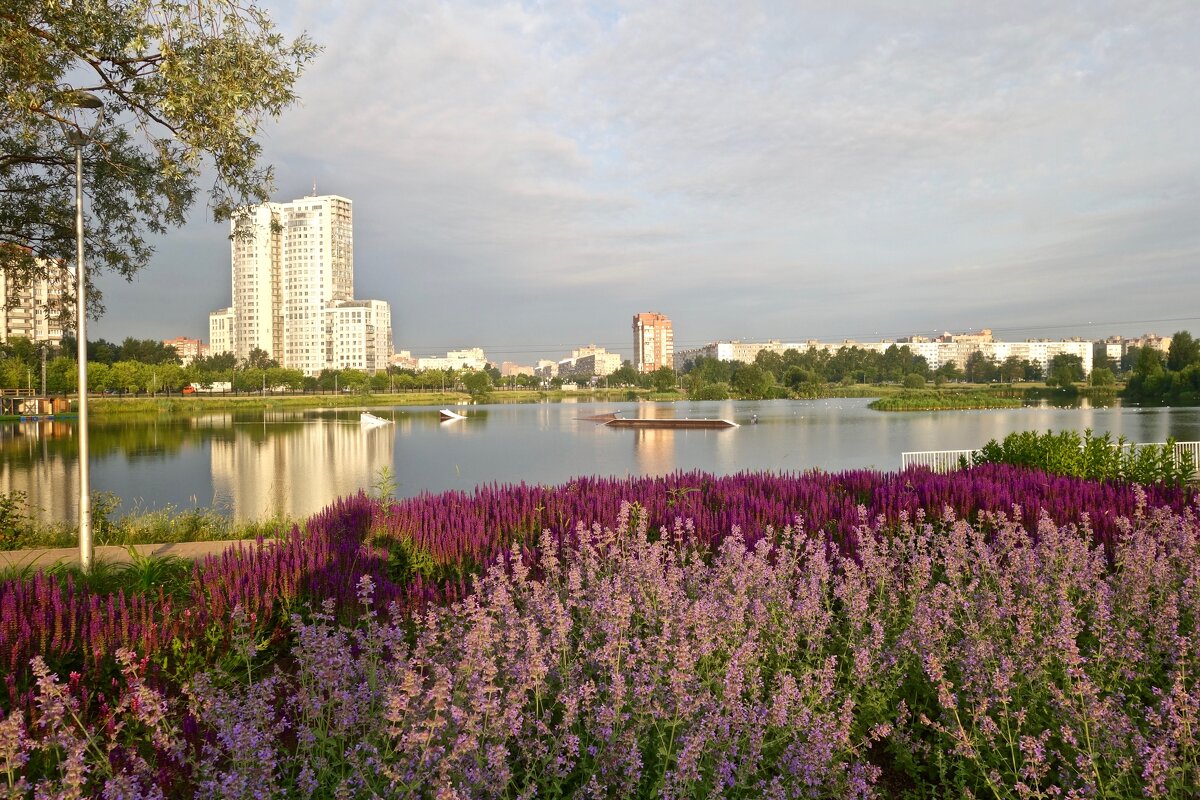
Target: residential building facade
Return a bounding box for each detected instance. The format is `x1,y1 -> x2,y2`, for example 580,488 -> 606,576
416,348 -> 488,372
0,268 -> 67,348
324,300 -> 392,373
214,193 -> 392,375
633,312 -> 673,373
208,308 -> 235,356
162,336 -> 208,366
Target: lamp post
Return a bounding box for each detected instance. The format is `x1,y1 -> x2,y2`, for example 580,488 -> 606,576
60,89 -> 104,573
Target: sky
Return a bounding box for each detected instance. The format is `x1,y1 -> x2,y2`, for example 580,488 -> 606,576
92,0 -> 1200,365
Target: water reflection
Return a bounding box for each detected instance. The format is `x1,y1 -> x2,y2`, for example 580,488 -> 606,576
0,420 -> 77,523
211,418 -> 395,521
631,428 -> 675,474
4,399 -> 1200,525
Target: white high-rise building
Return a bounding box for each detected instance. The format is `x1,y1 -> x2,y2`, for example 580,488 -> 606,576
208,307 -> 235,356
218,193 -> 392,375
280,195 -> 354,375
230,202 -> 282,363
324,300 -> 392,372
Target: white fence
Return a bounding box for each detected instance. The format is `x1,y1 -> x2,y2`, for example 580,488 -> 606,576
901,441 -> 1200,478
900,449 -> 979,472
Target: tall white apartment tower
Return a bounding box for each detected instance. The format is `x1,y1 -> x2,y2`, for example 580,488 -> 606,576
230,203 -> 282,363
222,193 -> 394,376
227,194 -> 356,374
279,195 -> 353,376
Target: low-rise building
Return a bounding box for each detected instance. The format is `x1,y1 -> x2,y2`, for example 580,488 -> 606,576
417,348 -> 488,372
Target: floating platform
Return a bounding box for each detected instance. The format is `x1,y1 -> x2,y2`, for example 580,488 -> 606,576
603,417 -> 738,430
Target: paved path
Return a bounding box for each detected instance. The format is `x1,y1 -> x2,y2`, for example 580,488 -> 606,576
0,540 -> 267,570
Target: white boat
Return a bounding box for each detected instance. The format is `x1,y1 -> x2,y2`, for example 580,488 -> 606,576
439,408 -> 466,421
360,411 -> 392,427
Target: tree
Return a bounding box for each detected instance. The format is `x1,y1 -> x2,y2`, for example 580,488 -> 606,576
963,351 -> 999,384
244,347 -> 278,370
1047,354 -> 1084,385
1,2 -> 319,309
462,370 -> 492,399
731,364 -> 773,399
1168,331 -> 1200,372
608,362 -> 640,387
119,337 -> 180,365
1089,367 -> 1116,387
650,366 -> 677,393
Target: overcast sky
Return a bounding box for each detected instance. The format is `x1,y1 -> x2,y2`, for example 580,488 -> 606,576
92,0 -> 1200,364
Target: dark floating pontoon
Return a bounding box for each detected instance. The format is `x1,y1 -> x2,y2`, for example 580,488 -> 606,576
602,417 -> 738,430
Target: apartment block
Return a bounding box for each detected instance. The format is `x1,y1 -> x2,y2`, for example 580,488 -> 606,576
162,336 -> 208,366
324,300 -> 392,373
417,348 -> 488,371
633,312 -> 673,373
208,308 -> 235,356
215,193 -> 393,375
676,332 -> 1094,376
0,268 -> 67,347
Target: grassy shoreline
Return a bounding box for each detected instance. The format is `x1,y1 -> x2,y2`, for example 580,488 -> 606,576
85,387 -> 665,415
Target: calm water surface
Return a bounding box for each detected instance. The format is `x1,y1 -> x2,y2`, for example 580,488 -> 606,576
6,398 -> 1200,523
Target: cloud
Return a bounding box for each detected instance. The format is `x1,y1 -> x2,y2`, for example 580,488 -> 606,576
95,0 -> 1200,362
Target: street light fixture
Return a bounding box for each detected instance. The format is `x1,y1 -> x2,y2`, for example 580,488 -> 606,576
58,88 -> 104,573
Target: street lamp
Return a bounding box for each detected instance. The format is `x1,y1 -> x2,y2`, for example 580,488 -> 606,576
59,88 -> 104,573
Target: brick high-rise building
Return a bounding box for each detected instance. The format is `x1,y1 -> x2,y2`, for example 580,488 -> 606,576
633,312 -> 673,373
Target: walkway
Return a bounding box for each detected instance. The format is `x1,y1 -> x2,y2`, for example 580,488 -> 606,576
0,539 -> 264,571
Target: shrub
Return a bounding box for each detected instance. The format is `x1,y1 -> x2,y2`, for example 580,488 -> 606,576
971,429 -> 1196,487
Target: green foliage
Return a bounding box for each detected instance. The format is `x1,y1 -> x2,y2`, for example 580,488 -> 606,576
971,429 -> 1196,487
730,364 -> 773,399
0,491 -> 31,549
461,370 -> 492,399
689,381 -> 731,401
650,366 -> 677,393
869,389 -> 1023,411
371,465 -> 398,501
1,0 -> 320,303
380,534 -> 439,585
1168,331 -> 1200,372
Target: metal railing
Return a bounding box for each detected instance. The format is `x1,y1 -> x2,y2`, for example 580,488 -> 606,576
900,449 -> 979,472
902,442 -> 1200,479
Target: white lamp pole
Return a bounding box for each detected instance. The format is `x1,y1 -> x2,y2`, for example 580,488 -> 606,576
61,89 -> 104,573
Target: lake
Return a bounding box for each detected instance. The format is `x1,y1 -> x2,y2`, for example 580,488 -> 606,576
6,398 -> 1200,524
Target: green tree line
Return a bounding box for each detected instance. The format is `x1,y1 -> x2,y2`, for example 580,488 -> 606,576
1123,331 -> 1200,403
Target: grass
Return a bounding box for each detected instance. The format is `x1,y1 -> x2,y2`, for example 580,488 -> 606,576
84,387 -> 669,415
0,492 -> 295,552
0,548 -> 195,598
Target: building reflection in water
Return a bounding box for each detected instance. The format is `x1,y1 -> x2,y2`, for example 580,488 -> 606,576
631,427 -> 675,475
210,416 -> 396,521
0,420 -> 77,523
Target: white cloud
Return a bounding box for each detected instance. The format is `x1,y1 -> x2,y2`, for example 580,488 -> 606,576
97,0 -> 1200,360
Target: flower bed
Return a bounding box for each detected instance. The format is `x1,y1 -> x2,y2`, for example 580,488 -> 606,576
2,467 -> 1198,796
